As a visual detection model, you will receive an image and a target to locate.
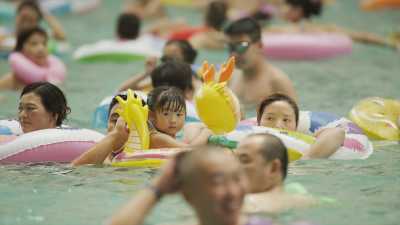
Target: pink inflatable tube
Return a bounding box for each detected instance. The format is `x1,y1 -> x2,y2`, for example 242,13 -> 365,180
0,128 -> 104,163
262,33 -> 353,60
9,52 -> 66,85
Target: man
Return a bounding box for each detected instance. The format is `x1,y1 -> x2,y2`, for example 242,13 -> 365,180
107,147 -> 274,225
224,18 -> 297,108
236,133 -> 316,213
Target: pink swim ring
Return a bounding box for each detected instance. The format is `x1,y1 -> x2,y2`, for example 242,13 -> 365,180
9,52 -> 67,85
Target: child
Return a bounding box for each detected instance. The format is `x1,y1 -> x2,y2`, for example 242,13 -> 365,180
147,86 -> 212,148
257,94 -> 345,159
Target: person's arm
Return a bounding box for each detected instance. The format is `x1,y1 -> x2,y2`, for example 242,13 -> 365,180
107,156 -> 181,225
303,127 -> 345,159
43,13 -> 66,41
118,57 -> 157,92
150,128 -> 212,149
71,118 -> 129,166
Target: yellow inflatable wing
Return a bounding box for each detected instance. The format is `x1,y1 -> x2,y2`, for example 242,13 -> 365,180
349,97 -> 400,141
115,89 -> 150,153
195,57 -> 241,134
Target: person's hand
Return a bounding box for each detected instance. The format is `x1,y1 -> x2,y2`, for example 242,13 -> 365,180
151,153 -> 183,195
110,117 -> 130,150
145,57 -> 158,75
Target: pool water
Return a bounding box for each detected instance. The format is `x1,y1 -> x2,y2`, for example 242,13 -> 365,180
0,0 -> 399,225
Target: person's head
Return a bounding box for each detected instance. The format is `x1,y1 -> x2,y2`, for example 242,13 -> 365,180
116,13 -> 141,40
257,94 -> 299,131
107,93 -> 128,133
284,0 -> 322,23
18,82 -> 70,133
224,18 -> 262,70
177,147 -> 246,225
162,40 -> 197,65
151,60 -> 194,97
15,26 -> 48,66
147,86 -> 186,137
15,0 -> 43,34
205,1 -> 228,31
236,133 -> 288,193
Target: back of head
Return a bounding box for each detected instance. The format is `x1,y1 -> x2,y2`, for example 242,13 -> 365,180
15,26 -> 48,52
17,0 -> 43,19
151,61 -> 194,93
21,82 -> 70,126
205,1 -> 228,31
147,86 -> 186,113
286,0 -> 322,18
164,40 -> 198,64
116,13 -> 141,40
249,133 -> 288,180
224,17 -> 261,42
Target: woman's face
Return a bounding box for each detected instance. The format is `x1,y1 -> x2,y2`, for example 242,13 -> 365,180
259,100 -> 297,131
162,43 -> 185,62
283,4 -> 304,23
22,33 -> 48,66
18,92 -> 57,133
16,7 -> 40,33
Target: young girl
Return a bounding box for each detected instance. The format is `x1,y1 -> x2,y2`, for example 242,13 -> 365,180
0,27 -> 66,90
257,94 -> 345,159
147,86 -> 212,148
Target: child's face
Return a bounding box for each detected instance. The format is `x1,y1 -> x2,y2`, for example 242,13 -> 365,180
23,33 -> 48,66
154,108 -> 185,137
259,100 -> 297,131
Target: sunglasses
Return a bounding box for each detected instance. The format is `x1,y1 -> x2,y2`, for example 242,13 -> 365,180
227,41 -> 251,54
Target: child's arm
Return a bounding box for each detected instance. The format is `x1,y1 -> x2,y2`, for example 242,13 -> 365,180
303,127 -> 345,159
71,118 -> 129,166
150,128 -> 212,149
43,12 -> 66,41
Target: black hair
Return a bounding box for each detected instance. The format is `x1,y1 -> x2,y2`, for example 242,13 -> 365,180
249,133 -> 289,180
108,93 -> 128,117
147,86 -> 186,114
224,17 -> 261,42
164,40 -> 198,64
151,61 -> 194,92
17,0 -> 43,20
286,0 -> 322,19
14,26 -> 48,52
257,94 -> 299,127
20,82 -> 70,126
116,13 -> 141,40
205,1 -> 228,31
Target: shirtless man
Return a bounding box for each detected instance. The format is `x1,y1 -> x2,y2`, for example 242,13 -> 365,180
236,133 -> 316,213
224,18 -> 297,109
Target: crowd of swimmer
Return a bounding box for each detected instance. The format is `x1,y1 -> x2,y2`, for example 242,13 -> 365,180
0,1 -> 392,225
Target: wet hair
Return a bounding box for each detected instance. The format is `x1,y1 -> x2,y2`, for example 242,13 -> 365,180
257,94 -> 299,127
108,93 -> 128,117
248,133 -> 288,179
205,1 -> 228,31
16,0 -> 43,20
286,0 -> 322,19
163,40 -> 198,64
147,86 -> 186,114
14,26 -> 48,52
116,13 -> 141,40
151,61 -> 194,92
224,17 -> 261,42
20,82 -> 70,126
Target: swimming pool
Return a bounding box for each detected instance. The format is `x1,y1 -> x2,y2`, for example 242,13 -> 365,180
0,0 -> 399,224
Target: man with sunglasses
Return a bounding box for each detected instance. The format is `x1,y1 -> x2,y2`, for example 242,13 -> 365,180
224,18 -> 297,108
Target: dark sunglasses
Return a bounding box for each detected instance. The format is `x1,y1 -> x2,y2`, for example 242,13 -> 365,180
227,41 -> 251,54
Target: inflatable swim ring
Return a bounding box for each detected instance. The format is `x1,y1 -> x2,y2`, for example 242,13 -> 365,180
349,97 -> 400,141
168,26 -> 208,41
9,52 -> 66,85
0,119 -> 22,135
111,149 -> 179,167
74,35 -> 165,63
209,124 -> 373,161
361,0 -> 400,11
195,57 -> 241,134
0,128 -> 104,163
262,33 -> 353,60
92,92 -> 199,129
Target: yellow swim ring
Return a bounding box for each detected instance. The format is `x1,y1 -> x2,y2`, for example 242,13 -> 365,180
195,57 -> 241,134
349,97 -> 400,141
